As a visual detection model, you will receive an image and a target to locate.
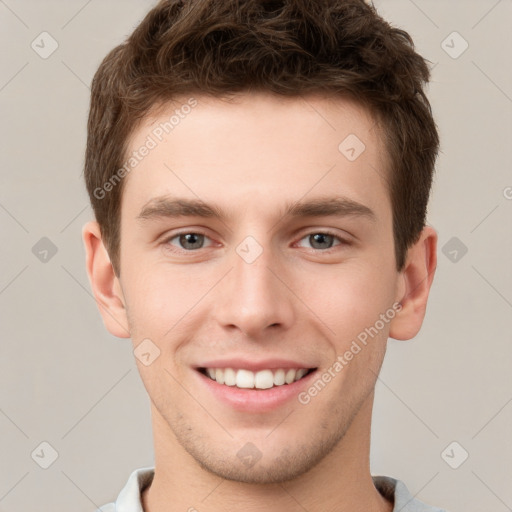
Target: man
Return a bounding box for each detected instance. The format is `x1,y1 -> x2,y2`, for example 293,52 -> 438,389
83,0 -> 445,510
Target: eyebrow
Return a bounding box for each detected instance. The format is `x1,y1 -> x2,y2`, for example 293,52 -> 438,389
137,195 -> 376,223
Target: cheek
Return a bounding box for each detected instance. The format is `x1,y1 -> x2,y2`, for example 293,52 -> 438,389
122,260 -> 213,343
305,261 -> 397,338
306,265 -> 395,399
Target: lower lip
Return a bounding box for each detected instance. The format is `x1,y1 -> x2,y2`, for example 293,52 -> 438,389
194,369 -> 318,413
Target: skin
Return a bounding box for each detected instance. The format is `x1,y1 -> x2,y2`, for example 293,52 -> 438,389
83,92 -> 437,512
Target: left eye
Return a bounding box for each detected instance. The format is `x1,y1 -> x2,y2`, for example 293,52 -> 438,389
166,232 -> 213,251
297,232 -> 343,250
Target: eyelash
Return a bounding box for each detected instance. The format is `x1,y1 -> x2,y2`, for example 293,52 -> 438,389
162,230 -> 351,253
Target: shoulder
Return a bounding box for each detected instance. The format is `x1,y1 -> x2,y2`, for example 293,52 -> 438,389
96,504 -> 115,512
373,475 -> 450,512
95,466 -> 155,512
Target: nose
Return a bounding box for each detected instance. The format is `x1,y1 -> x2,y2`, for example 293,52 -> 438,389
213,240 -> 296,339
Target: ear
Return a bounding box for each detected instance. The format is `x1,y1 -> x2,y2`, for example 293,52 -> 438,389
389,225 -> 437,341
82,221 -> 130,338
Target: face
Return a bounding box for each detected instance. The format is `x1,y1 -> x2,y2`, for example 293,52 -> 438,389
113,93 -> 405,483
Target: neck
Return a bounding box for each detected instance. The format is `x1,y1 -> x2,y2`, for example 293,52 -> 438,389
142,393 -> 392,512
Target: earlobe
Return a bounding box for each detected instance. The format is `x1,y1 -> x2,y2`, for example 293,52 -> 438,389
389,226 -> 437,341
82,221 -> 131,338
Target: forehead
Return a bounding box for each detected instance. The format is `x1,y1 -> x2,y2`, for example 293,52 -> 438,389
121,92 -> 390,220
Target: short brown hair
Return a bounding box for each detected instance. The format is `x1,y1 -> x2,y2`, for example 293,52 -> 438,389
85,0 -> 439,275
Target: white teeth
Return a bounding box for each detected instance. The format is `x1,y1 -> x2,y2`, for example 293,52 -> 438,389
254,370 -> 274,389
295,368 -> 307,381
273,369 -> 285,386
236,369 -> 254,389
285,369 -> 296,384
203,367 -> 312,389
224,367 -> 236,386
215,368 -> 225,385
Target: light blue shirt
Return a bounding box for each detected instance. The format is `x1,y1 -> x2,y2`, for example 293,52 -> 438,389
98,467 -> 448,512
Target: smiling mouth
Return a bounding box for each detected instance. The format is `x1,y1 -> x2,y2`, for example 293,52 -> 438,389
197,367 -> 317,390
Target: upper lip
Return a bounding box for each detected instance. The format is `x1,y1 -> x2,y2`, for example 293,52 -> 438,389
195,358 -> 317,372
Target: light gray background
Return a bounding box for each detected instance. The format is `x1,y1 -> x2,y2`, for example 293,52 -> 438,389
0,1 -> 511,511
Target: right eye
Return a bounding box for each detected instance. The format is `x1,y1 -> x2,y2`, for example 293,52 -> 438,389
164,232 -> 214,251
